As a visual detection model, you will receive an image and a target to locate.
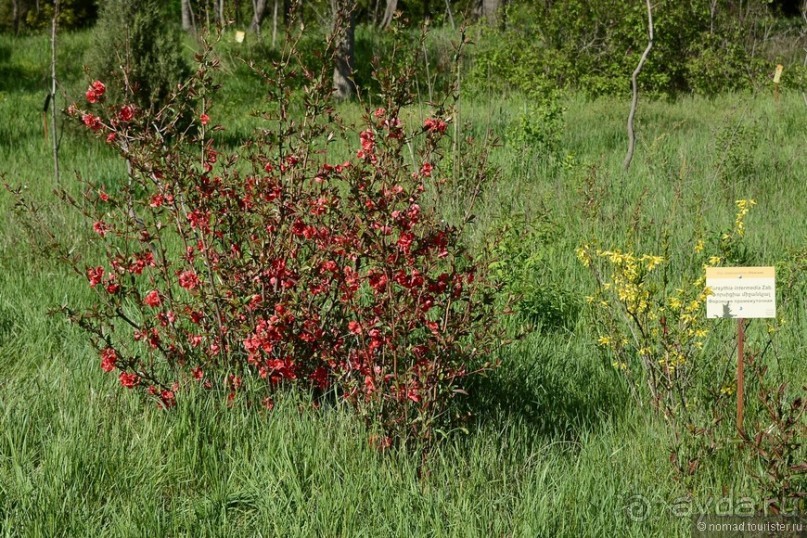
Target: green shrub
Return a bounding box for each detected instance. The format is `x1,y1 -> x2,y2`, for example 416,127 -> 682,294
0,0 -> 97,33
85,0 -> 189,110
489,216 -> 580,333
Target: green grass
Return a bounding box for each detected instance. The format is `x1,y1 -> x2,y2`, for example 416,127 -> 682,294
1,30 -> 805,537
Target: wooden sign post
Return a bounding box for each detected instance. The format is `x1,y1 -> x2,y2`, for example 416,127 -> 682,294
773,64 -> 783,103
706,267 -> 776,434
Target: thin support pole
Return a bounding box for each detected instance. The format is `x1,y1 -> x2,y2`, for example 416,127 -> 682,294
737,318 -> 745,435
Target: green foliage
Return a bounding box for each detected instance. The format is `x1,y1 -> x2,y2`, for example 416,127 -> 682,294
489,215 -> 579,333
0,0 -> 98,33
713,115 -> 762,194
465,0 -> 798,97
85,0 -> 189,110
510,92 -> 566,160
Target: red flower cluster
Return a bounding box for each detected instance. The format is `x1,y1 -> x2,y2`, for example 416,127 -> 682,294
85,80 -> 106,104
82,114 -> 103,131
118,105 -> 135,122
143,290 -> 161,307
100,348 -> 117,372
177,270 -> 200,290
93,220 -> 110,237
423,117 -> 448,134
119,372 -> 139,388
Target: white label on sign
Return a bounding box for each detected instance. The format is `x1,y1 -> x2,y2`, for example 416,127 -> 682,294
706,266 -> 776,319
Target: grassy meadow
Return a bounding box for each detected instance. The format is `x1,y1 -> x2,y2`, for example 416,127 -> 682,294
1,30 -> 806,537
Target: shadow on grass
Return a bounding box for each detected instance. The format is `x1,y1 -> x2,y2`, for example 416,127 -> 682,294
0,45 -> 47,94
465,340 -> 626,442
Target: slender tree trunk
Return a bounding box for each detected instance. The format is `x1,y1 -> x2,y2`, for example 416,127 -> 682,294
444,0 -> 455,29
379,0 -> 397,28
475,0 -> 500,25
50,0 -> 60,185
623,0 -> 654,172
218,0 -> 225,25
372,0 -> 380,25
181,0 -> 193,32
272,0 -> 279,48
11,0 -> 19,34
331,0 -> 356,100
250,0 -> 267,33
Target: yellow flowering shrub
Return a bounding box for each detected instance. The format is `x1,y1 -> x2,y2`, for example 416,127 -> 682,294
577,244 -> 714,416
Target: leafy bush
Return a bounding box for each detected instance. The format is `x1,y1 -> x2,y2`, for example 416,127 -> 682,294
465,0 -> 792,98
0,0 -> 98,33
29,38 -> 502,449
510,92 -> 566,160
85,0 -> 189,110
489,216 -> 579,333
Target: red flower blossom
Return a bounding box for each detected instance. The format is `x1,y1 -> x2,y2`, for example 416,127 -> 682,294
85,81 -> 105,104
309,366 -> 329,390
177,270 -> 200,290
93,221 -> 109,237
87,266 -> 104,287
91,80 -> 106,96
160,390 -> 176,409
397,231 -> 414,253
104,274 -> 120,294
368,270 -> 388,293
200,113 -> 210,126
100,347 -> 117,372
348,321 -> 362,335
118,105 -> 135,122
187,209 -> 210,231
119,371 -> 139,388
82,114 -> 103,131
192,367 -> 204,381
143,290 -> 161,308
423,117 -> 447,134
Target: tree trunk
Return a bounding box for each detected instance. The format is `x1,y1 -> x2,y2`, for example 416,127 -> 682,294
444,0 -> 455,29
475,0 -> 501,25
50,0 -> 60,185
218,0 -> 225,25
379,0 -> 397,28
623,0 -> 654,172
331,0 -> 356,100
272,0 -> 279,48
181,0 -> 194,32
11,0 -> 19,34
250,0 -> 267,33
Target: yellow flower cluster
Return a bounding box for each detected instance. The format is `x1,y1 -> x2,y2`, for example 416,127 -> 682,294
593,249 -> 664,316
580,243 -> 712,384
734,199 -> 756,238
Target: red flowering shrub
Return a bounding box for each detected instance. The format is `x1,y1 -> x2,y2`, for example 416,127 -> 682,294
55,42 -> 501,446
